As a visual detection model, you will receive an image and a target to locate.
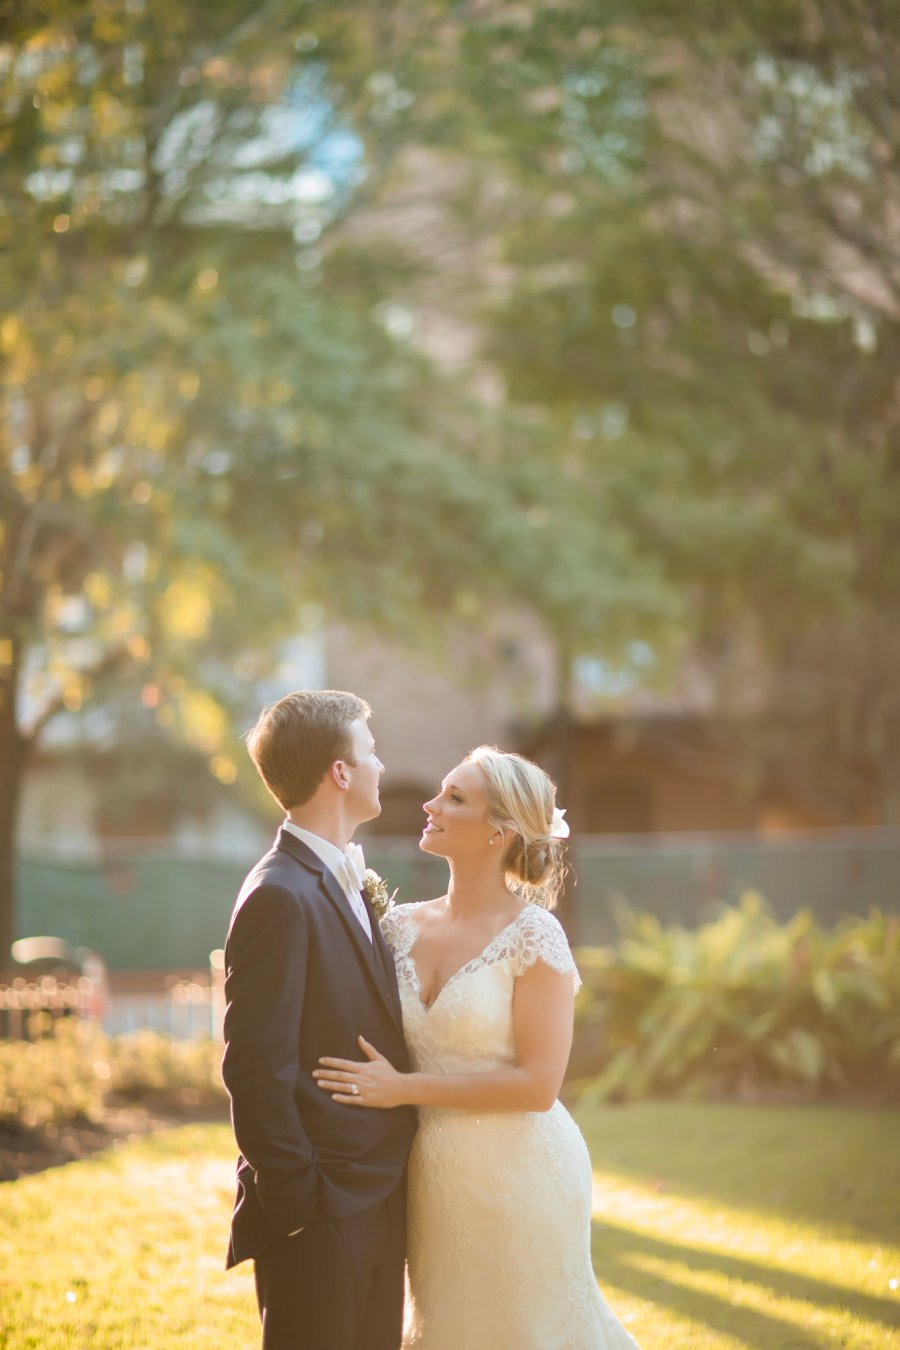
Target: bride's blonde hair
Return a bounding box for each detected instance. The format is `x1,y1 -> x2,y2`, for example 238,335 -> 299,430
465,745 -> 568,909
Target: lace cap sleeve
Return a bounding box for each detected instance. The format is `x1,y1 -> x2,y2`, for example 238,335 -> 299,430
512,906 -> 582,994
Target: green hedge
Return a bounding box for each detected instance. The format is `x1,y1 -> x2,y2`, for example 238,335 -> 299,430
571,894 -> 900,1103
0,1024 -> 226,1132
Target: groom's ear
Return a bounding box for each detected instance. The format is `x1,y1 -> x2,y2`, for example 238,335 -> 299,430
331,759 -> 350,791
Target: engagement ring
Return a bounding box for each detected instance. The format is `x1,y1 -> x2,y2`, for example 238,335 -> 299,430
350,1083 -> 359,1096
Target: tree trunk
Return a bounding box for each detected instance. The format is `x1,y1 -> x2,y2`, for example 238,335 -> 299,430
0,635 -> 26,974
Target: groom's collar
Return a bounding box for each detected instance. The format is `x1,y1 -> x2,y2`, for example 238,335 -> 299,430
281,819 -> 350,879
275,823 -> 326,875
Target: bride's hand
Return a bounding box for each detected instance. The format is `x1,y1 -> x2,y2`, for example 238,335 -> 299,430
314,1036 -> 408,1109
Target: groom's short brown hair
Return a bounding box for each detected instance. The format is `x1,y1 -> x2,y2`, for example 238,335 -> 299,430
246,690 -> 371,810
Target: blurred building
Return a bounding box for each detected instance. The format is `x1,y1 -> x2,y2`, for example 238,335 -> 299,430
20,618 -> 878,852
521,711 -> 875,839
324,617 -> 558,838
18,742 -> 266,860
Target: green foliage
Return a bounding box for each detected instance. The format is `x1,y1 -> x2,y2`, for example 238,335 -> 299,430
105,1029 -> 226,1108
572,896 -> 900,1103
2,0 -> 669,760
317,0 -> 900,818
2,2 -> 678,952
0,1021 -> 106,1128
0,1023 -> 225,1132
482,2 -> 900,817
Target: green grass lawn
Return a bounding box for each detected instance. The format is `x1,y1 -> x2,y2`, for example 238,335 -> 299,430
0,1104 -> 897,1348
584,1102 -> 900,1349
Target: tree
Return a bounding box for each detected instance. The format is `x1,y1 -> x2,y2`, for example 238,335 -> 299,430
634,0 -> 900,821
316,0 -> 900,819
1,3 -> 672,958
489,0 -> 900,821
10,0 -> 893,966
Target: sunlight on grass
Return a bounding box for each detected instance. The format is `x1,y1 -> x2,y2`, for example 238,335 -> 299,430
580,1102 -> 900,1350
0,1108 -> 897,1347
0,1125 -> 258,1349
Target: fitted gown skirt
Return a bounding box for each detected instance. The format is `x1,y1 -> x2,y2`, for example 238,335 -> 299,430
403,1103 -> 641,1350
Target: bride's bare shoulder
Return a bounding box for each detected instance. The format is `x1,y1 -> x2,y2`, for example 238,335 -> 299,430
398,897 -> 446,926
380,898 -> 444,950
382,897 -> 443,926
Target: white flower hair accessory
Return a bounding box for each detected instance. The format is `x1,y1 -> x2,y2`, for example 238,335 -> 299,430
549,807 -> 570,839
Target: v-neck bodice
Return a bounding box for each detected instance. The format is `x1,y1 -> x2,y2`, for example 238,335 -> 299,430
381,902 -> 580,1078
410,907 -> 529,1014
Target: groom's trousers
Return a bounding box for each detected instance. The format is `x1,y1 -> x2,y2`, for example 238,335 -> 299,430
254,1180 -> 406,1350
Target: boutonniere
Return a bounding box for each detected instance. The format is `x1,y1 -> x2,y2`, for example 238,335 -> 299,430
363,868 -> 397,921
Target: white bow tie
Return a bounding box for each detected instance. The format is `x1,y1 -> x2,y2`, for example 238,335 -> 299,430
336,843 -> 372,942
342,842 -> 367,892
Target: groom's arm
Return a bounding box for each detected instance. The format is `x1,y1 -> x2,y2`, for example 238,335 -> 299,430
222,884 -> 318,1235
317,960 -> 575,1114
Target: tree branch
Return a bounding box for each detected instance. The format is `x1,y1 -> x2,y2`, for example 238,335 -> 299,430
21,643 -> 133,744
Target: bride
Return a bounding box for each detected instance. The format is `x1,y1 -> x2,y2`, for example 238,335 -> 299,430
314,746 -> 642,1350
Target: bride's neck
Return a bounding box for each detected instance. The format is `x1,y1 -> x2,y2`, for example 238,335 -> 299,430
445,857 -> 511,919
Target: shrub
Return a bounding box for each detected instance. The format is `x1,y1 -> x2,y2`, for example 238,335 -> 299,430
0,1020 -> 107,1129
0,1025 -> 226,1134
571,895 -> 900,1104
106,1031 -> 225,1109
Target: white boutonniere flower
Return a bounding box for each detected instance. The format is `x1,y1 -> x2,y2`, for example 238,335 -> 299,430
363,868 -> 397,921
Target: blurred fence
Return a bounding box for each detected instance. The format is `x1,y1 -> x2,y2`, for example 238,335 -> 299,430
0,975 -> 102,1040
16,828 -> 900,972
103,960 -> 226,1039
568,827 -> 900,945
0,960 -> 224,1041
15,842 -> 447,972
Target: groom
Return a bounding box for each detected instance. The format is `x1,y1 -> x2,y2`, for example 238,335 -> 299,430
222,690 -> 415,1350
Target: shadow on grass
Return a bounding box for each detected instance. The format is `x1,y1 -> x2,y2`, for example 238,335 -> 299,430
579,1102 -> 900,1246
0,1104 -> 230,1182
591,1218 -> 900,1347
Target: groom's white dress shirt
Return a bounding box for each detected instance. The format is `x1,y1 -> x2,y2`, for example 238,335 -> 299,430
282,820 -> 373,943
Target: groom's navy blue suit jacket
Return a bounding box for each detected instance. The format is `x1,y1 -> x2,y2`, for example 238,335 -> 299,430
222,826 -> 416,1268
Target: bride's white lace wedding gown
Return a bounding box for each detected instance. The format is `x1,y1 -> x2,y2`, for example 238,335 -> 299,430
381,902 -> 642,1350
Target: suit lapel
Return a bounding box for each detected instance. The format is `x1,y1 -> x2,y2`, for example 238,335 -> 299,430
276,828 -> 403,1033
362,891 -> 404,1021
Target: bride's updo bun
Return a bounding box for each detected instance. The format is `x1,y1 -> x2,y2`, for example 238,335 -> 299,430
466,745 -> 569,909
